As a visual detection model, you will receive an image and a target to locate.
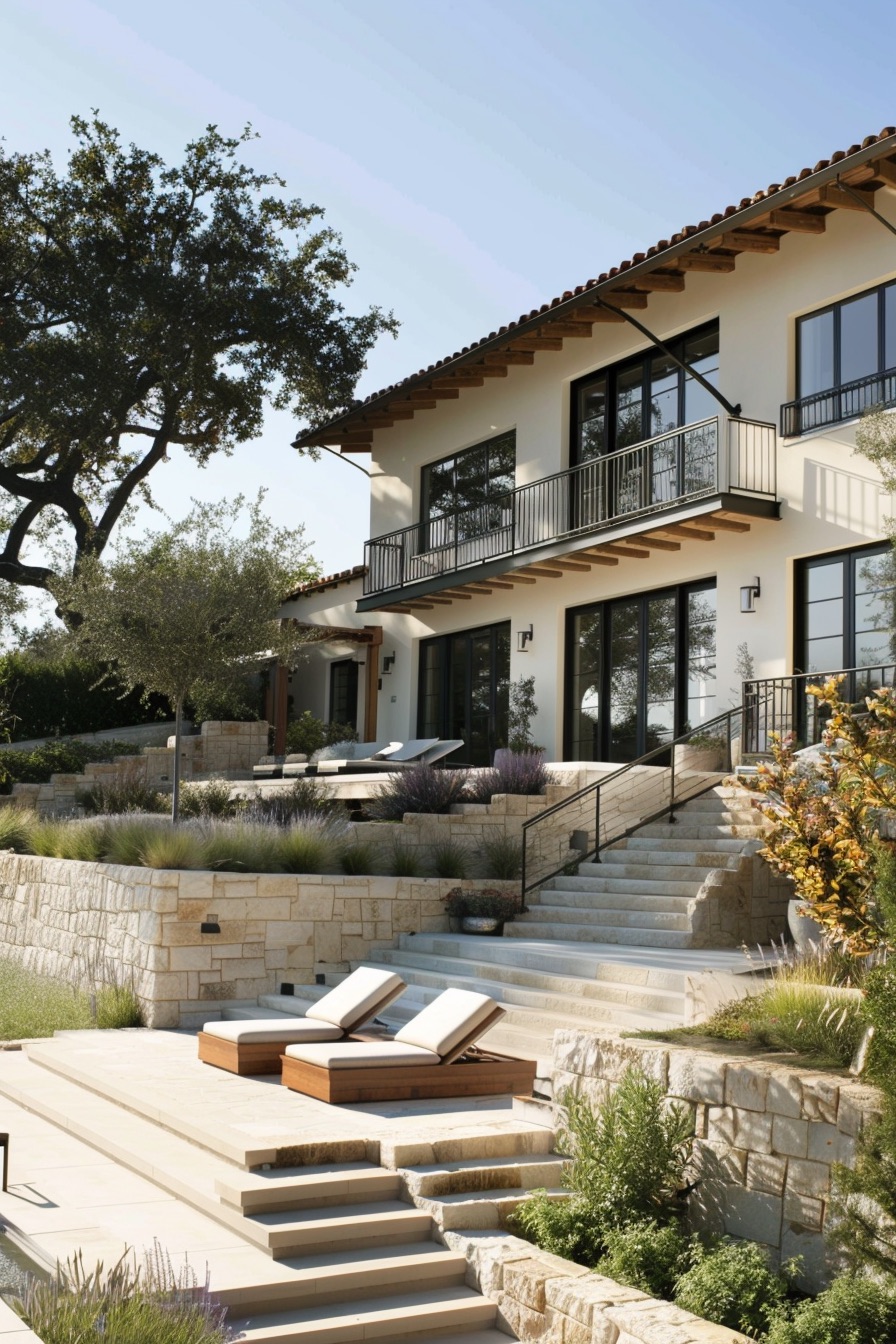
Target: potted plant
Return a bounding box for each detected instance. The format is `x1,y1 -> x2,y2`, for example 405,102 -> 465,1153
674,729 -> 728,773
442,886 -> 521,935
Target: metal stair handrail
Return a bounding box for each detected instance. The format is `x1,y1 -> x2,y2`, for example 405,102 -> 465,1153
520,707 -> 743,903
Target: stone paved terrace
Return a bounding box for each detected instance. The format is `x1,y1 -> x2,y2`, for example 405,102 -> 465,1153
0,1029 -> 750,1343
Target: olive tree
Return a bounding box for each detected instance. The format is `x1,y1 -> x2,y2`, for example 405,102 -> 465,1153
60,498 -> 316,820
0,115 -> 394,601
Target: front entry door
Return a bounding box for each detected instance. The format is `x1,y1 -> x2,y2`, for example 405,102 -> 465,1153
607,593 -> 677,761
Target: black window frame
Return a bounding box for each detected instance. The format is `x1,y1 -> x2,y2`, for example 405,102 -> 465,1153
563,579 -> 717,762
416,620 -> 511,767
795,541 -> 895,676
419,430 -> 516,538
569,320 -> 720,467
328,658 -> 359,732
796,279 -> 896,402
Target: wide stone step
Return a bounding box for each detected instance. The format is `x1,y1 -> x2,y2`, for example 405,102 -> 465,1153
216,1163 -> 400,1214
370,947 -> 685,1013
229,1285 -> 498,1342
635,822 -> 765,840
546,874 -> 700,897
618,835 -> 751,853
517,905 -> 690,931
246,1201 -> 433,1257
415,1185 -> 568,1231
592,855 -> 737,877
373,965 -> 680,1031
213,1244 -> 466,1315
505,921 -> 693,948
391,934 -> 693,990
533,888 -> 695,914
401,1153 -> 567,1199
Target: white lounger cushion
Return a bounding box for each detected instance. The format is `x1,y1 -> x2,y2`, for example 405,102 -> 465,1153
201,1018 -> 343,1045
395,988 -> 498,1057
306,967 -> 405,1030
283,1040 -> 440,1069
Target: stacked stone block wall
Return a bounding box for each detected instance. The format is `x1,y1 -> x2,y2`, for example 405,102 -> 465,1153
553,1029 -> 881,1291
446,1230 -> 750,1343
6,720 -> 270,814
0,851 -> 491,1030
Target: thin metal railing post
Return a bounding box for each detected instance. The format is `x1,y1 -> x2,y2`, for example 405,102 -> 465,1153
520,826 -> 528,913
595,787 -> 601,861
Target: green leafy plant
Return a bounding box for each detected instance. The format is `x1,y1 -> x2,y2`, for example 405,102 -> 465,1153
0,738 -> 139,794
285,712 -> 358,757
77,761 -> 168,816
597,1219 -> 696,1301
244,776 -> 337,823
673,1240 -> 792,1339
177,778 -> 236,819
515,1068 -> 694,1267
14,1243 -> 232,1343
765,1273 -> 896,1344
693,983 -> 866,1068
507,675 -> 540,753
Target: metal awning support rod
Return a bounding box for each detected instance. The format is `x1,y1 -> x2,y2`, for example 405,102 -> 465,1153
835,177 -> 896,240
592,298 -> 742,419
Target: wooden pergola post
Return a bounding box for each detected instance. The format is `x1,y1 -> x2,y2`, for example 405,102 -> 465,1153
363,626 -> 383,741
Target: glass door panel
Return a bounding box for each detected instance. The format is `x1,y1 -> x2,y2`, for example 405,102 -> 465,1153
687,587 -> 717,726
645,595 -> 677,749
608,600 -> 641,761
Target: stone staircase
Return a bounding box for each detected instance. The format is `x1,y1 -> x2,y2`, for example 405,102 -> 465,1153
241,784 -> 766,1063
0,1031 -> 569,1342
507,784 -> 766,949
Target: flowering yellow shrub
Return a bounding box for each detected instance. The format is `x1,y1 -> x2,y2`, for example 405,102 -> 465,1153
745,677 -> 896,955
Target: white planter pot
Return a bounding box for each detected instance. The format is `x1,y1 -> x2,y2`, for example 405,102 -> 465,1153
787,899 -> 820,951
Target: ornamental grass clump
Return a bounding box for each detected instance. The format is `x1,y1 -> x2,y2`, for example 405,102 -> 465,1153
697,982 -> 866,1069
245,776 -> 337,822
102,815 -> 172,867
276,816 -> 342,874
427,835 -> 471,879
479,831 -> 523,880
138,826 -> 204,870
368,763 -> 470,820
0,957 -> 93,1039
77,760 -> 168,816
0,805 -> 35,852
338,837 -> 381,875
15,1243 -> 233,1344
384,835 -> 425,878
198,819 -> 279,873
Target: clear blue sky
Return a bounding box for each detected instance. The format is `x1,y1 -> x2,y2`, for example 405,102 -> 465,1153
2,0 -> 895,586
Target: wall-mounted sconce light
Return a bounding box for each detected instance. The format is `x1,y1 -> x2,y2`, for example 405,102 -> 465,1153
381,650 -> 396,675
740,578 -> 761,614
517,624 -> 534,652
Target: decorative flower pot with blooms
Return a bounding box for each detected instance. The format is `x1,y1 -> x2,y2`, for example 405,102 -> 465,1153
442,887 -> 521,934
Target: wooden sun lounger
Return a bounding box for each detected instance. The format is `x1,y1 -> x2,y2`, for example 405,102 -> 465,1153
280,989 -> 536,1103
197,967 -> 405,1075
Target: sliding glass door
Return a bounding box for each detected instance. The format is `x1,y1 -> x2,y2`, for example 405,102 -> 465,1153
418,622 -> 511,766
566,582 -> 717,762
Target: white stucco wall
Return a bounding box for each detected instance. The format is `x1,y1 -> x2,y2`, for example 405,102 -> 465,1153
283,192 -> 896,757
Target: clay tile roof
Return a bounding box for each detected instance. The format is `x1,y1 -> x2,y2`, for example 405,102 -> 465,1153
295,127 -> 896,446
284,564 -> 368,601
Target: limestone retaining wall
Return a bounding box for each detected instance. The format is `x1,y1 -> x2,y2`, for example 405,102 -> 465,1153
8,720 -> 270,814
0,851 -> 489,1030
448,1230 -> 749,1343
553,1029 -> 881,1291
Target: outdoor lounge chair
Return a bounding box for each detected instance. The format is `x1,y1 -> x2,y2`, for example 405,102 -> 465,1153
197,966 -> 406,1075
279,987 -> 537,1103
316,738 -> 463,774
252,755 -> 284,780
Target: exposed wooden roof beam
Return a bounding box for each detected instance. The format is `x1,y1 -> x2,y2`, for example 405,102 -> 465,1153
517,565 -> 563,577
602,291 -> 649,309
379,605 -> 414,613
431,375 -> 485,388
768,208 -> 826,234
709,229 -> 780,254
675,254 -> 737,273
638,536 -> 681,550
807,184 -> 878,211
436,589 -> 473,599
485,350 -> 535,365
873,157 -> 896,189
549,559 -> 594,571
632,272 -> 686,292
708,517 -> 751,532
657,523 -> 716,541
595,543 -> 651,559
500,572 -> 538,583
410,388 -> 460,400
544,322 -> 595,338
509,336 -> 565,351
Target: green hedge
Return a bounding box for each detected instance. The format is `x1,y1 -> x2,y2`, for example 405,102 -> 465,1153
0,650 -> 171,740
0,739 -> 139,793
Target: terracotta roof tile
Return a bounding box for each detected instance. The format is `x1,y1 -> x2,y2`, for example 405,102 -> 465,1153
285,564 -> 367,601
297,128 -> 896,443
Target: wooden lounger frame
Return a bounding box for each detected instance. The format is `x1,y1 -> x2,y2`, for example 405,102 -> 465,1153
279,1047 -> 537,1104
197,981 -> 406,1076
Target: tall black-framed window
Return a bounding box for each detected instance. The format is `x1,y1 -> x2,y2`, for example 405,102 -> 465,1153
796,544 -> 896,676
564,581 -> 717,763
786,280 -> 896,434
417,621 -> 510,767
328,659 -> 358,731
421,431 -> 515,547
572,322 -> 720,465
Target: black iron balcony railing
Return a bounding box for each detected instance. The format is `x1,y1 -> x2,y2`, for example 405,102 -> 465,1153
364,415 -> 777,599
781,365 -> 896,438
742,663 -> 896,754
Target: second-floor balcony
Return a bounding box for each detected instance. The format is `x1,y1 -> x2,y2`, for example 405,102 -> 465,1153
361,415 -> 778,606
781,365 -> 896,437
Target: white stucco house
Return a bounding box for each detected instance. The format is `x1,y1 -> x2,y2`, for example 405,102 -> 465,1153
276,128 -> 896,768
